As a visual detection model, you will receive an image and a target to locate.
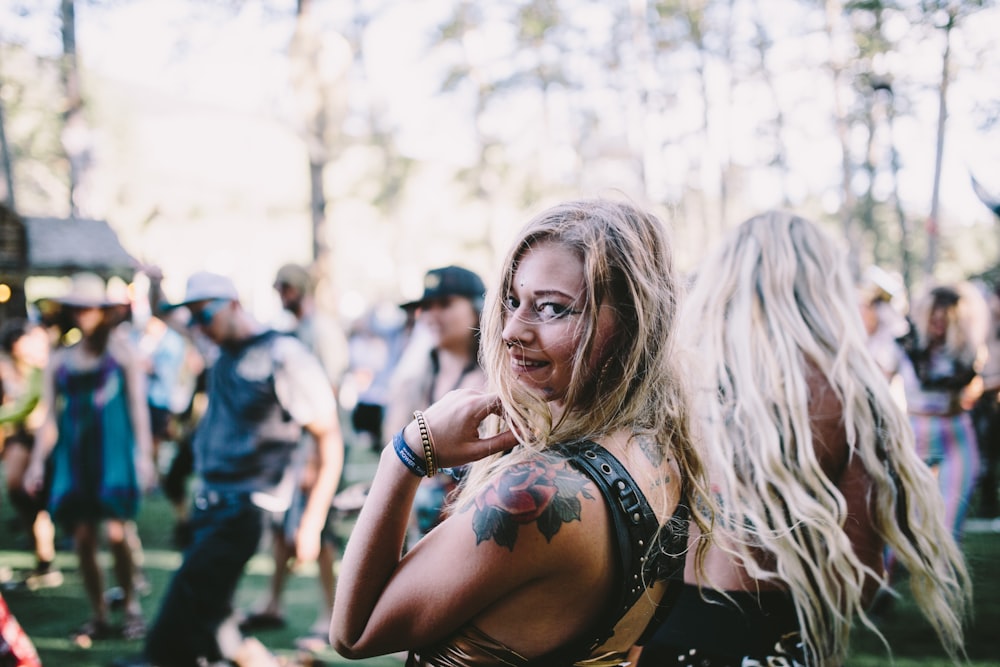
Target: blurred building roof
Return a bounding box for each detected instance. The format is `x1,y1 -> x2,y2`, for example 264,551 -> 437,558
16,214 -> 135,280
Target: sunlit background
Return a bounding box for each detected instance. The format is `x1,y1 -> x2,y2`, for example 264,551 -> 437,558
1,0 -> 999,326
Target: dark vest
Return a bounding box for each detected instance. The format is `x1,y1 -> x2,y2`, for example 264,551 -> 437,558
193,331 -> 302,494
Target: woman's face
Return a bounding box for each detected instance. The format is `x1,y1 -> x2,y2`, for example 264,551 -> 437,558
72,306 -> 105,336
928,304 -> 951,342
12,327 -> 50,367
419,295 -> 479,353
501,240 -> 618,412
859,301 -> 879,337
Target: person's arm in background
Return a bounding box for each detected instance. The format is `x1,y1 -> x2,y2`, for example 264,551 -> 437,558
273,337 -> 345,563
24,353 -> 59,494
381,323 -> 435,439
297,416 -> 344,563
112,332 -> 156,492
0,366 -> 42,424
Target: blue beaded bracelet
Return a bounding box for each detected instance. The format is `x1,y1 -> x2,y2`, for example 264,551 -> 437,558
392,429 -> 427,477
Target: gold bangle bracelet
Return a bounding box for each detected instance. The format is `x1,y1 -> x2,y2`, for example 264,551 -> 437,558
413,410 -> 438,477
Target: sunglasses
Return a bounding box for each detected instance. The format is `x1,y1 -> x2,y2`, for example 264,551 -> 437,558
190,299 -> 229,327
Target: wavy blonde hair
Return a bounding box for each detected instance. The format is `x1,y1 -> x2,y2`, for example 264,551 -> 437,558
909,281 -> 989,369
679,211 -> 970,665
456,197 -> 710,566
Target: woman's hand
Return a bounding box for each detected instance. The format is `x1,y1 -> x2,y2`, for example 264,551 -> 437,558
405,389 -> 518,469
136,454 -> 158,494
23,457 -> 45,496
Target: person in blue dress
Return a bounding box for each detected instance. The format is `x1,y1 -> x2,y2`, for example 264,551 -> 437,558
25,272 -> 155,642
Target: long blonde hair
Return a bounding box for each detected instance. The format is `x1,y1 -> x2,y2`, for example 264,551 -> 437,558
908,282 -> 989,369
680,211 -> 969,665
457,197 -> 710,562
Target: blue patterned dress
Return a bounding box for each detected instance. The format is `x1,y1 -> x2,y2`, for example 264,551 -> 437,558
48,351 -> 139,526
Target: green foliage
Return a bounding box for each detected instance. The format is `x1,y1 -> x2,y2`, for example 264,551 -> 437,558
0,42 -> 68,215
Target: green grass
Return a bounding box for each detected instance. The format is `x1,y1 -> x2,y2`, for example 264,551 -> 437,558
848,529 -> 1000,666
0,437 -> 402,667
2,438 -> 999,666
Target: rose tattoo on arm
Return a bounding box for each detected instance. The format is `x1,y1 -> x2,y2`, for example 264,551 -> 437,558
467,460 -> 595,551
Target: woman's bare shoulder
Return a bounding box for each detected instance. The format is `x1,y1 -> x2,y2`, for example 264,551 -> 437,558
458,453 -> 601,553
804,361 -> 849,480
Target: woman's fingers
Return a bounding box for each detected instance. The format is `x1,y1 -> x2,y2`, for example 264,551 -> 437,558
418,389 -> 517,466
478,429 -> 519,457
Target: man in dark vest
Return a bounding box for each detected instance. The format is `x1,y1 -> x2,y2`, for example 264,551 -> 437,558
139,271 -> 344,667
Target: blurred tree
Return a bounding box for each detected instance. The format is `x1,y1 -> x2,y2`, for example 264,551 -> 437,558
827,0 -> 862,271
59,0 -> 93,217
749,0 -> 791,210
656,0 -> 722,235
437,0 -> 506,216
0,84 -> 14,210
917,0 -> 990,279
2,0 -> 999,299
0,40 -> 71,217
842,0 -> 914,286
289,0 -> 351,311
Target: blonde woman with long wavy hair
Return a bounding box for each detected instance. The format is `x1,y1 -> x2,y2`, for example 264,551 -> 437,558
897,282 -> 988,542
332,198 -> 711,666
638,211 -> 969,667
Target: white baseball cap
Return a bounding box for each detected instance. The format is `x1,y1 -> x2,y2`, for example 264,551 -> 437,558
166,271 -> 239,308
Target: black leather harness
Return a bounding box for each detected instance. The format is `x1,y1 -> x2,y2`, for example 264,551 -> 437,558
526,441 -> 689,666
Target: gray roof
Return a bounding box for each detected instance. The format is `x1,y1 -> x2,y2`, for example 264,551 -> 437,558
23,216 -> 136,279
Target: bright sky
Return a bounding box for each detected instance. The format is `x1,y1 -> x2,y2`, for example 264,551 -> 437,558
4,0 -> 999,211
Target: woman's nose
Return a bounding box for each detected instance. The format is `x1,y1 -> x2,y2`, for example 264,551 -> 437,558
502,310 -> 534,348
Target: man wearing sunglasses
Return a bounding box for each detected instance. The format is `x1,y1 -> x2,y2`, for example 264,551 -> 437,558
137,271 -> 343,667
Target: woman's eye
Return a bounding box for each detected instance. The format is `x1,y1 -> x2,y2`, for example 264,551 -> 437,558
504,296 -> 520,312
537,302 -> 571,320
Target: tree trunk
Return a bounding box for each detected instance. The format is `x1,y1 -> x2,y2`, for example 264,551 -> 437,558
295,0 -> 328,266
825,0 -> 859,278
926,11 -> 953,280
0,89 -> 15,211
883,87 -> 913,293
60,0 -> 89,217
291,0 -> 349,314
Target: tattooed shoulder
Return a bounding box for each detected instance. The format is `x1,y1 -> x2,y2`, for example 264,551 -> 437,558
465,458 -> 595,551
635,433 -> 666,466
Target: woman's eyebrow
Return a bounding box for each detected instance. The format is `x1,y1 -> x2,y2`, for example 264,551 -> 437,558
512,288 -> 578,300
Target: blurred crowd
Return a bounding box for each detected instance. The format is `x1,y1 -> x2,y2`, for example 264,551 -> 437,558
0,260 -> 492,665
0,249 -> 998,665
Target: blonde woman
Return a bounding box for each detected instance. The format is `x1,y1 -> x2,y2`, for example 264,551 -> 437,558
331,198 -> 710,665
639,212 -> 970,666
897,282 -> 987,542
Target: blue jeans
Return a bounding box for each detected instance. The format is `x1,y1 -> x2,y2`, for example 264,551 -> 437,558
145,492 -> 263,667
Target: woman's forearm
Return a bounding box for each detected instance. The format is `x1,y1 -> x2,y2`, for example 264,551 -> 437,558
330,432 -> 422,656
297,424 -> 345,561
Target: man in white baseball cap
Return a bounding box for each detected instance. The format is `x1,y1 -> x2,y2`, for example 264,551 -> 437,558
136,271 -> 344,667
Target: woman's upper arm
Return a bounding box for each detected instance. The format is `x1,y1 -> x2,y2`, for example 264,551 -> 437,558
348,459 -> 596,655
33,353 -> 59,451
838,453 -> 883,604
365,512 -> 536,645
808,370 -> 883,601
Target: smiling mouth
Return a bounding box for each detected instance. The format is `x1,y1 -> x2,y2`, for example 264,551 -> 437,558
510,356 -> 549,372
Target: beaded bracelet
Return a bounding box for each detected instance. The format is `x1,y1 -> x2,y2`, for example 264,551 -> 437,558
413,410 -> 438,477
392,429 -> 426,478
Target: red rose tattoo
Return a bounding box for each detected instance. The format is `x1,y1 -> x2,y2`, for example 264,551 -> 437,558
469,460 -> 594,550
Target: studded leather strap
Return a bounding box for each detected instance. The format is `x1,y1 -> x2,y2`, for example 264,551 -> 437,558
526,441 -> 688,666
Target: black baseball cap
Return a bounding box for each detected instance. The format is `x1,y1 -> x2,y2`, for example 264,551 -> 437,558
401,265 -> 486,310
